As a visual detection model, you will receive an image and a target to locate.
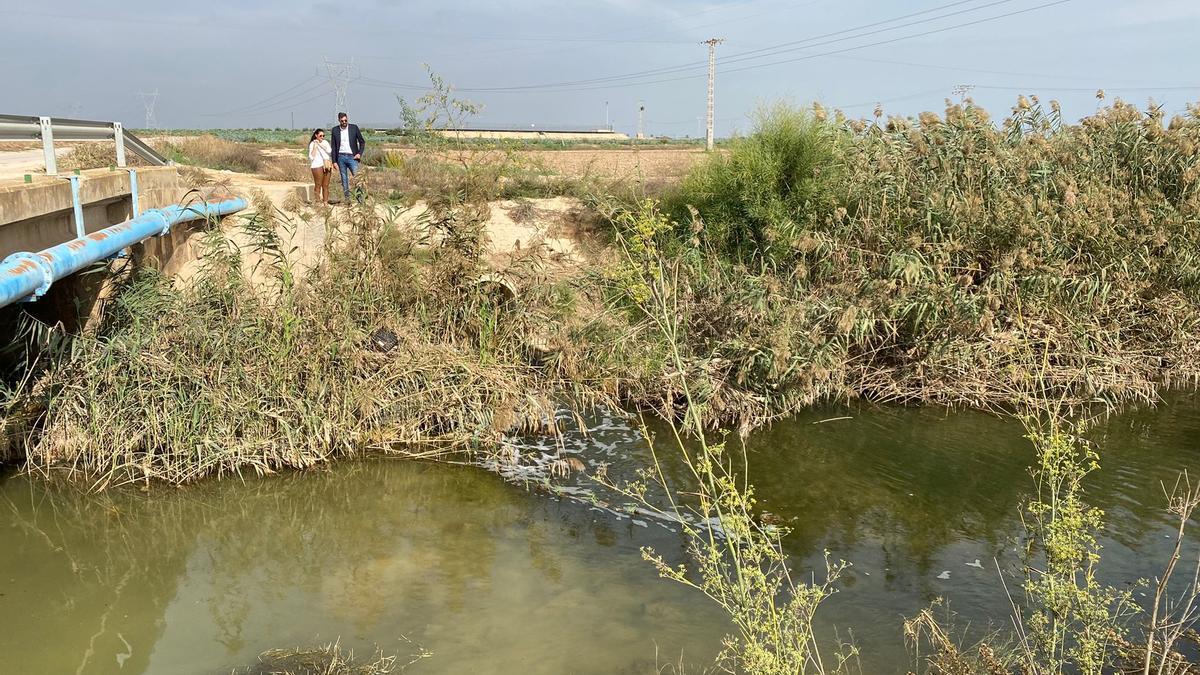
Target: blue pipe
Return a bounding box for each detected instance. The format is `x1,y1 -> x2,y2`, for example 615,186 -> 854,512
0,198 -> 247,309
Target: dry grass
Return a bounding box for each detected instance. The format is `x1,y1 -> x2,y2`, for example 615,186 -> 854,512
16,193 -> 597,486
162,135 -> 266,173
232,641 -> 410,675
159,135 -> 314,182
261,154 -> 316,182
59,143 -> 149,171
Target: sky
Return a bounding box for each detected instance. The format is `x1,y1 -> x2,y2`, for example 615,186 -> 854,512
5,0 -> 1199,136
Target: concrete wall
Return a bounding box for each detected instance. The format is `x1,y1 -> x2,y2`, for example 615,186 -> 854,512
0,167 -> 186,258
0,167 -> 219,335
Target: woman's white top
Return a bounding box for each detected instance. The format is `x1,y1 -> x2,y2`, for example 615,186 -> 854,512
308,140 -> 331,169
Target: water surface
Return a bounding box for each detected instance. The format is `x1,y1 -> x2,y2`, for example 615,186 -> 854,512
1,394 -> 1196,674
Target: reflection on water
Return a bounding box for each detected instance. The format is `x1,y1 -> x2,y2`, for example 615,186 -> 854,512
0,461 -> 726,675
1,393 -> 1197,674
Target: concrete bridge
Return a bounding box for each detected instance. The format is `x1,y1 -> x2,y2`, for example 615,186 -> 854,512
0,118 -> 251,337
0,165 -> 243,333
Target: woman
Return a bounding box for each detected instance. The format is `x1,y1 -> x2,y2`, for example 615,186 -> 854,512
307,129 -> 332,204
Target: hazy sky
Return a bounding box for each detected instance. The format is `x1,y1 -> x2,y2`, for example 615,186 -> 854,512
6,0 -> 1199,136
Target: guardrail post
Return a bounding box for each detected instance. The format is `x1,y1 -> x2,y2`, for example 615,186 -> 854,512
39,116 -> 57,175
113,122 -> 127,167
128,169 -> 140,217
65,175 -> 86,238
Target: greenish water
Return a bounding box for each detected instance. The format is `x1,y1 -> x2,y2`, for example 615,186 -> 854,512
1,395 -> 1196,674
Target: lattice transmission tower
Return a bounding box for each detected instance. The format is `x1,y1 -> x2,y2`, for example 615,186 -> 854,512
323,57 -> 359,116
137,90 -> 159,129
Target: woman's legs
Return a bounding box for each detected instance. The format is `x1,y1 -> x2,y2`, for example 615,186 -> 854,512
320,169 -> 331,203
311,168 -> 324,203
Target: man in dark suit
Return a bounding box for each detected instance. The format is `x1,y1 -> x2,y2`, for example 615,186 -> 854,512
330,112 -> 366,201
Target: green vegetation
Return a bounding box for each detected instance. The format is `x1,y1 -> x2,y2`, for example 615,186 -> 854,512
622,96 -> 1200,422
598,232 -> 853,674
597,206 -> 1200,673
670,104 -> 843,262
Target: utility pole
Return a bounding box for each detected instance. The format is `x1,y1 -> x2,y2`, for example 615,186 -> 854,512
323,57 -> 358,116
137,90 -> 159,129
637,101 -> 645,141
702,38 -> 724,152
605,100 -> 610,130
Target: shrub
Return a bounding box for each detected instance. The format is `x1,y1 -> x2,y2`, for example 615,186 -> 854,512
669,104 -> 843,264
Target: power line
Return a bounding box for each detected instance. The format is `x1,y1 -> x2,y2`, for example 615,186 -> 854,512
199,75 -> 323,117
232,83 -> 335,118
503,0 -> 1077,93
214,80 -> 333,117
718,0 -> 1074,77
358,0 -> 1075,97
356,0 -> 1058,94
832,87 -> 956,110
826,53 -> 1102,83
592,0 -> 1036,86
415,0 -> 1024,92
717,0 -> 1021,66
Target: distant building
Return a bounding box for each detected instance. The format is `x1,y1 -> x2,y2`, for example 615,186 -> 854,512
430,128 -> 630,141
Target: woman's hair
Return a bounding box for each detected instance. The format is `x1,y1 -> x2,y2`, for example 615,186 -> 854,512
310,128 -> 324,142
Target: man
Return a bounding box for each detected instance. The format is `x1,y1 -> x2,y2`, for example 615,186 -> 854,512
329,112 -> 366,201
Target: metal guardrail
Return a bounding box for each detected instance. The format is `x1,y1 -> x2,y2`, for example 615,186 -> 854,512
0,114 -> 169,175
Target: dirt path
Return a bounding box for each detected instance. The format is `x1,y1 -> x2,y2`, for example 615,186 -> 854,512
0,147 -> 69,183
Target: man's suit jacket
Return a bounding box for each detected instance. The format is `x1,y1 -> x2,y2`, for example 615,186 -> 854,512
330,123 -> 366,158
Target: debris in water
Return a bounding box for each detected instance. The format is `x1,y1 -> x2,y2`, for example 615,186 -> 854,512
965,559 -> 983,569
937,571 -> 951,580
812,416 -> 853,425
115,633 -> 132,668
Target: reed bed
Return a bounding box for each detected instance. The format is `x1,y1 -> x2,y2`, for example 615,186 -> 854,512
7,95 -> 1200,484
14,195 -> 591,487
590,97 -> 1200,429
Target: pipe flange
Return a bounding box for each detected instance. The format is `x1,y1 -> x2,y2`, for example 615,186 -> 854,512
150,210 -> 172,236
4,251 -> 54,300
